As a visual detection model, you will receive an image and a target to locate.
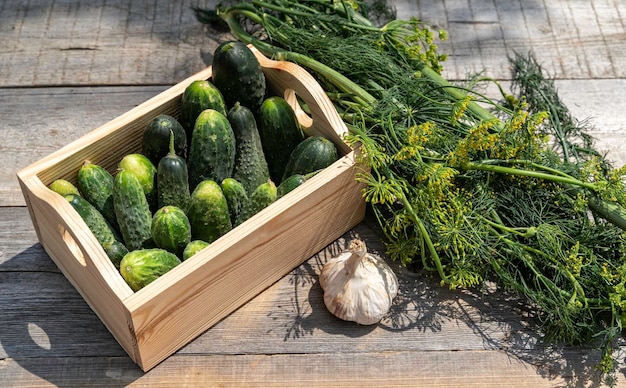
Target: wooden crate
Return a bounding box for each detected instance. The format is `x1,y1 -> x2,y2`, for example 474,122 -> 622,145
16,47 -> 366,372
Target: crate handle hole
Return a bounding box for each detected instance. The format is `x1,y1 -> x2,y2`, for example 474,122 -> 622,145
58,224 -> 87,267
283,88 -> 313,130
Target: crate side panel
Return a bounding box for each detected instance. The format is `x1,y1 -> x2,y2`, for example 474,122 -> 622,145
21,176 -> 138,360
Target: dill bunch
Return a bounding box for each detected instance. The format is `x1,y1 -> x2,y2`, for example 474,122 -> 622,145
195,0 -> 626,381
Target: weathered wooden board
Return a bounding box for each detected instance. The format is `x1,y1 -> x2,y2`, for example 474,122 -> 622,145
0,0 -> 222,87
1,0 -> 625,87
0,348 -> 607,387
396,0 -> 626,81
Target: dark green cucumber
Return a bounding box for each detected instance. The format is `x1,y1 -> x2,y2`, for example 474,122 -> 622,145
102,240 -> 129,269
179,79 -> 227,144
120,248 -> 181,292
64,193 -> 121,246
151,205 -> 191,259
182,240 -> 210,261
113,169 -> 153,251
258,96 -> 305,183
244,180 -> 277,220
221,178 -> 249,227
118,154 -> 158,211
211,40 -> 266,113
157,130 -> 191,211
277,174 -> 307,198
76,161 -> 117,229
49,179 -> 80,197
64,194 -> 126,266
187,180 -> 232,243
142,114 -> 187,163
228,102 -> 270,195
187,109 -> 236,190
282,136 -> 339,181
277,170 -> 321,198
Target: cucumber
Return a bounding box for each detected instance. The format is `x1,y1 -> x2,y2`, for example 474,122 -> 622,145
113,169 -> 153,251
49,179 -> 80,197
187,179 -> 232,243
151,206 -> 191,258
76,161 -> 117,230
277,174 -> 307,198
221,178 -> 249,227
244,180 -> 277,220
282,136 -> 339,181
118,154 -> 158,211
187,109 -> 236,190
211,40 -> 266,113
142,114 -> 187,163
258,96 -> 305,183
228,102 -> 270,195
102,240 -> 129,269
64,194 -> 126,266
179,79 -> 227,144
183,240 -> 210,261
119,248 -> 181,292
157,130 -> 191,211
64,193 -> 121,247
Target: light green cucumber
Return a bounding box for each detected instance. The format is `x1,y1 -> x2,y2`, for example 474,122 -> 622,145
221,177 -> 249,227
187,179 -> 232,243
113,169 -> 153,251
151,205 -> 191,258
119,248 -> 181,292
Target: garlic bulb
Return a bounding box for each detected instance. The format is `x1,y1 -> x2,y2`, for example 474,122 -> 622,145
319,238 -> 398,325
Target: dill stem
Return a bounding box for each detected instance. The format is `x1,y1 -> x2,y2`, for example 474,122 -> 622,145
482,218 -> 535,238
420,66 -> 505,130
378,164 -> 448,284
462,161 -> 597,191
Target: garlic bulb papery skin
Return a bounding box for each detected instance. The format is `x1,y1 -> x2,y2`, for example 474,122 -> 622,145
319,238 -> 399,325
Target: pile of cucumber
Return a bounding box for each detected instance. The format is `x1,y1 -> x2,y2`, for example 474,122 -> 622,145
49,41 -> 340,292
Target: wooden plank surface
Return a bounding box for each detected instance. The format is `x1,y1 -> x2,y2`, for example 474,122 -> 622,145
1,0 -> 625,386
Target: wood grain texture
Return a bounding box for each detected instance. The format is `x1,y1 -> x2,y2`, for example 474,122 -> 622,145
0,0 -> 223,87
0,349 -> 607,387
395,0 -> 626,81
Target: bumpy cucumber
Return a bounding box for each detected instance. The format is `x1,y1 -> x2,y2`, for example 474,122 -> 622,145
119,248 -> 181,292
187,109 -> 236,190
113,169 -> 153,251
64,194 -> 126,266
157,131 -> 191,211
258,96 -> 305,183
244,180 -> 277,220
118,153 -> 158,211
151,205 -> 191,258
211,41 -> 266,113
228,102 -> 270,195
76,161 -> 117,230
49,179 -> 80,197
65,193 -> 121,246
142,114 -> 187,163
187,180 -> 232,243
183,240 -> 210,261
221,178 -> 249,227
281,136 -> 339,181
179,79 -> 227,143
